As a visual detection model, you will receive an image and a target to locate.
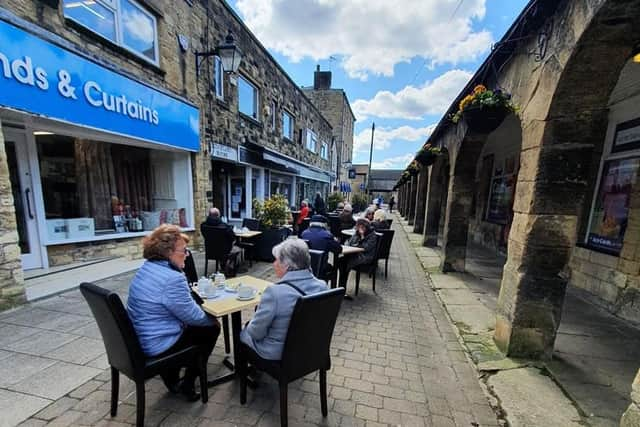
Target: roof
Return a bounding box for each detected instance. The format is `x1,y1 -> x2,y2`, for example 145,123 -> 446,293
369,169 -> 403,181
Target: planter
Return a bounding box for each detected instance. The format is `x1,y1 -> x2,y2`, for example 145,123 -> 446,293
254,227 -> 291,261
415,151 -> 437,166
462,105 -> 509,134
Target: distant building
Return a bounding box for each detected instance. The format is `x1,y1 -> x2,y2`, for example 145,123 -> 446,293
349,165 -> 401,199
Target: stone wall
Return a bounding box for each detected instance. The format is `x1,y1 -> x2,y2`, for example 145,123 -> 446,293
0,121 -> 26,309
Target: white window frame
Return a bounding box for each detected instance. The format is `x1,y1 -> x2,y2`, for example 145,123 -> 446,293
282,110 -> 294,141
271,100 -> 277,129
238,75 -> 260,121
63,0 -> 160,66
306,128 -> 317,153
320,141 -> 329,159
214,56 -> 224,100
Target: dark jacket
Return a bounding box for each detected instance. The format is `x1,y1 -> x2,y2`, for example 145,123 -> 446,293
302,226 -> 342,255
371,220 -> 388,231
314,195 -> 326,216
339,211 -> 355,230
346,228 -> 378,267
201,217 -> 234,242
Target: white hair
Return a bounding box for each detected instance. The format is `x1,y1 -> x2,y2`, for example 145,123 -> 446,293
272,238 -> 310,271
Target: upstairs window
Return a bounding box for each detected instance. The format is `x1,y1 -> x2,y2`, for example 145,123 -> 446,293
238,76 -> 259,120
63,0 -> 159,65
320,141 -> 328,159
214,56 -> 224,99
282,111 -> 293,140
305,129 -> 317,152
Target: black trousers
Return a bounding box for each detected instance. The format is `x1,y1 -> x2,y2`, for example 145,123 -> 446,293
158,320 -> 221,388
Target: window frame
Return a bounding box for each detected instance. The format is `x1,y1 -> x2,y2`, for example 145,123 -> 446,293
214,56 -> 224,100
320,141 -> 329,159
282,110 -> 294,141
305,128 -> 317,153
238,75 -> 260,121
63,0 -> 160,66
271,100 -> 277,129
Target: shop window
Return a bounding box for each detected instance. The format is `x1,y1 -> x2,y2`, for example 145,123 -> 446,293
306,129 -> 317,153
238,76 -> 259,120
270,173 -> 293,206
36,134 -> 192,242
485,153 -> 517,225
320,141 -> 328,159
63,0 -> 159,65
586,157 -> 640,255
282,111 -> 294,141
214,56 -> 224,99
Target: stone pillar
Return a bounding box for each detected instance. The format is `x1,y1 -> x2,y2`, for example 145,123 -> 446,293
413,164 -> 429,234
402,181 -> 410,218
0,120 -> 27,310
399,184 -> 405,216
407,175 -> 417,225
441,134 -> 485,272
621,370 -> 640,426
423,162 -> 444,247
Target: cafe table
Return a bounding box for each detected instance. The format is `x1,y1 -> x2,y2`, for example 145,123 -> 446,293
200,275 -> 272,387
234,230 -> 262,238
341,228 -> 356,237
340,244 -> 365,256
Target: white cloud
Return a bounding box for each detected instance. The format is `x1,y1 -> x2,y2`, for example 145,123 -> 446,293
235,0 -> 492,80
352,69 -> 473,121
371,153 -> 415,170
122,7 -> 155,44
353,124 -> 436,154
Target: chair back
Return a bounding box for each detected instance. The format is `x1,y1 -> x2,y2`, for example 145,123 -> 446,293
385,219 -> 393,229
200,224 -> 234,261
328,215 -> 342,238
281,288 -> 345,380
242,218 -> 261,231
80,282 -> 144,378
183,250 -> 198,283
309,249 -> 329,278
377,229 -> 395,260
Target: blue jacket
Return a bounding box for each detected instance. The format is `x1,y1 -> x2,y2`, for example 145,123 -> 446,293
301,226 -> 342,255
127,260 -> 214,356
240,269 -> 327,360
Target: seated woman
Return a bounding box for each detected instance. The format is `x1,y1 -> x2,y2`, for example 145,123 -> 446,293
339,204 -> 355,230
371,209 -> 388,231
338,218 -> 379,288
240,239 -> 327,360
127,224 -> 220,401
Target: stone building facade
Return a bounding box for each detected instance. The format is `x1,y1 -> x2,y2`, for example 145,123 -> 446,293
394,0 -> 640,423
0,0 -> 333,307
303,66 -> 356,192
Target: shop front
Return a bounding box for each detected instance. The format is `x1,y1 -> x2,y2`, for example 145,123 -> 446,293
0,19 -> 199,275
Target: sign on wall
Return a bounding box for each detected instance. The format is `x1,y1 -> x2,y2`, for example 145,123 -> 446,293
0,20 -> 200,151
613,118 -> 640,153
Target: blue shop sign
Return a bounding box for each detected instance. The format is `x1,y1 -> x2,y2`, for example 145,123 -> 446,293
0,20 -> 199,151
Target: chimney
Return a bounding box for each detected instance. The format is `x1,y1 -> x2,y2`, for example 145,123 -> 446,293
313,64 -> 332,90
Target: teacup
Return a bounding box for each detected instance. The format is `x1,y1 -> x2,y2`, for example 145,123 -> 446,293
198,277 -> 214,296
238,285 -> 255,299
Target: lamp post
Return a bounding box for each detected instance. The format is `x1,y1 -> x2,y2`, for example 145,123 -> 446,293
195,31 -> 243,77
366,122 -> 375,196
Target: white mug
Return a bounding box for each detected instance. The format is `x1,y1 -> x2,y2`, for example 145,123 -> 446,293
238,285 -> 254,298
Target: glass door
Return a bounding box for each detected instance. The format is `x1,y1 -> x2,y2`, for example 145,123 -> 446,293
4,129 -> 42,270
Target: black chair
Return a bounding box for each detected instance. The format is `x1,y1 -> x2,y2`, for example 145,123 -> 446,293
236,218 -> 261,267
385,219 -> 393,229
376,229 -> 395,278
328,215 -> 342,239
309,249 -> 338,289
201,224 -> 236,276
79,283 -> 208,427
239,288 -> 345,427
354,232 -> 384,296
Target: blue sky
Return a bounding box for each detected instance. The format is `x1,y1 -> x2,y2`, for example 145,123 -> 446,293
227,0 -> 529,169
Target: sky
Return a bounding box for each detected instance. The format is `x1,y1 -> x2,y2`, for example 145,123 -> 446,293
227,0 -> 530,169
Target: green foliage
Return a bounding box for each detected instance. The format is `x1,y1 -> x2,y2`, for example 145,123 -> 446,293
327,192 -> 344,212
252,194 -> 289,228
351,193 -> 369,213
451,84 -> 517,123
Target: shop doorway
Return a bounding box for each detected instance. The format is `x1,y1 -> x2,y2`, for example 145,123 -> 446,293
4,129 -> 43,270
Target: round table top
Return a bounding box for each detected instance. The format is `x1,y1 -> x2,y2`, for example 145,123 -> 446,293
341,228 -> 356,237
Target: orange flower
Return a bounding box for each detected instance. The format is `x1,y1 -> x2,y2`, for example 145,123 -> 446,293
473,84 -> 487,94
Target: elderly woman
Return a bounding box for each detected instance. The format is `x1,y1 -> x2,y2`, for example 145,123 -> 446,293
338,218 -> 379,288
240,239 -> 327,360
127,224 -> 220,401
339,203 -> 355,230
371,209 -> 388,231
363,206 -> 376,222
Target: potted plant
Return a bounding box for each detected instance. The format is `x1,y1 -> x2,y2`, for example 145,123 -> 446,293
350,192 -> 369,213
251,194 -> 291,261
451,84 -> 517,134
415,144 -> 445,166
327,192 -> 344,212
407,160 -> 420,176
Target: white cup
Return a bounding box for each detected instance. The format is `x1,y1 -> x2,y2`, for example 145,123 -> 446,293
198,277 -> 214,296
238,285 -> 254,299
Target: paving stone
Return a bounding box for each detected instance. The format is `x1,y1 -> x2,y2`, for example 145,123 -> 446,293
33,396 -> 80,421
8,361 -> 102,400
46,336 -> 106,364
355,404 -> 378,422
0,353 -> 57,387
5,330 -> 79,356
0,323 -> 41,348
0,389 -> 51,427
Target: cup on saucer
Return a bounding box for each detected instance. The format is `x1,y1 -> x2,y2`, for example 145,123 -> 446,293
238,285 -> 255,299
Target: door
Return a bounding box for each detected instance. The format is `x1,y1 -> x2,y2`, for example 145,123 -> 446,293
4,129 -> 42,270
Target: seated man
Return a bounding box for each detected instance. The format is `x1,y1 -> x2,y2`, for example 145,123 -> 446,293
240,239 -> 327,360
301,215 -> 343,279
200,207 -> 241,274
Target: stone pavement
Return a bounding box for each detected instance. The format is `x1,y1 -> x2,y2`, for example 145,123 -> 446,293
0,224 -> 499,426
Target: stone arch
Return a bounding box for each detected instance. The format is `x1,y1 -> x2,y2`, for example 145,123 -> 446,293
423,153 -> 450,247
495,0 -> 640,359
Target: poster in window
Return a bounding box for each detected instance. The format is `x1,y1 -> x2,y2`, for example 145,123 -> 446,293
587,158 -> 640,254
613,118 -> 640,153
486,175 -> 515,224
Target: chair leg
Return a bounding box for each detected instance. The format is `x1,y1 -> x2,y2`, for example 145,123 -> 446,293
385,258 -> 389,279
240,352 -> 247,405
215,260 -> 219,274
204,259 -> 208,277
279,381 -> 288,427
198,353 -> 208,403
319,369 -> 328,417
110,367 -> 119,417
372,267 -> 377,293
222,315 -> 231,354
135,380 -> 145,427
355,271 -> 360,296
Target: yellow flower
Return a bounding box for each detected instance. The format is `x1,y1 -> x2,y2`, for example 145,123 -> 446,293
459,94 -> 474,111
473,84 -> 487,94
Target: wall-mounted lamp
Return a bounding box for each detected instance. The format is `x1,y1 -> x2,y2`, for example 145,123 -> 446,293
194,31 -> 243,78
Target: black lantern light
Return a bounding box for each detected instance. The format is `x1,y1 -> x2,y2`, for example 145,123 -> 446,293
195,31 -> 243,77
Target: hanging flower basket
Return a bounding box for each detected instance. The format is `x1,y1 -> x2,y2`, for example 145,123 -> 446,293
415,145 -> 445,166
462,104 -> 510,134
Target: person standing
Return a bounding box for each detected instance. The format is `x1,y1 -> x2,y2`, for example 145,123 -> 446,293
389,195 -> 395,213
314,192 -> 326,216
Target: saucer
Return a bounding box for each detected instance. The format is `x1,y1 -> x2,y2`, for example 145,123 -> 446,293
203,292 -> 219,299
225,286 -> 239,293
236,291 -> 257,301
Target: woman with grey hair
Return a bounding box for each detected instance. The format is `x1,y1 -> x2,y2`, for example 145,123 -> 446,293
240,239 -> 327,360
